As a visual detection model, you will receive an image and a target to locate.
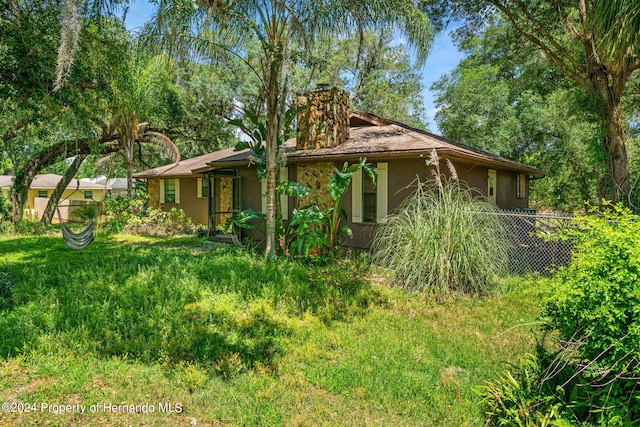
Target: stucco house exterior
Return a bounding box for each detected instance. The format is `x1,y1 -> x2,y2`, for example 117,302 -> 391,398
0,174 -> 108,221
135,87 -> 544,249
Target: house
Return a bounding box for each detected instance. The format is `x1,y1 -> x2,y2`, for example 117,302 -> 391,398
133,150 -> 242,226
0,174 -> 108,221
135,87 -> 544,249
81,177 -> 129,197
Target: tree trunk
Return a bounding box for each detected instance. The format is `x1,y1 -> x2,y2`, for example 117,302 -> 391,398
12,133 -> 119,218
264,53 -> 280,257
125,137 -> 135,198
602,102 -> 630,202
590,68 -> 631,203
40,154 -> 88,225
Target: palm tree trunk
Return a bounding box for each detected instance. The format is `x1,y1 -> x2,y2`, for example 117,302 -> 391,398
40,154 -> 87,225
125,137 -> 135,198
264,52 -> 280,257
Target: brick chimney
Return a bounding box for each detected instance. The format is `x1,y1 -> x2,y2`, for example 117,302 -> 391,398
296,85 -> 350,150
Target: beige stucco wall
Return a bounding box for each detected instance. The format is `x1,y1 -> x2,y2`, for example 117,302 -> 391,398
339,158 -> 530,249
26,188 -> 105,219
158,177 -> 208,226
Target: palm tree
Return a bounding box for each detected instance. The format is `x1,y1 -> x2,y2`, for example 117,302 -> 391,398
109,49 -> 180,197
590,0 -> 640,63
152,0 -> 434,256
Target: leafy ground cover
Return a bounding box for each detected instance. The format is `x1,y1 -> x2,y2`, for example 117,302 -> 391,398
0,234 -> 541,426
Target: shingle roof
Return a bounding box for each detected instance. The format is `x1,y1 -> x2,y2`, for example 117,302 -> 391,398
132,110 -> 544,177
133,148 -> 246,178
204,111 -> 544,176
0,174 -> 107,190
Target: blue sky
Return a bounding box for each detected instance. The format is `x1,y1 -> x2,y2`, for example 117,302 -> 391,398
124,1 -> 466,132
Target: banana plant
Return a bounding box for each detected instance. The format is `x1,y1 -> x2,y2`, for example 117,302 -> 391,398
327,158 -> 377,255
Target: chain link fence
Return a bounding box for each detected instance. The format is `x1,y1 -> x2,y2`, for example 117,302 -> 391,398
496,210 -> 576,276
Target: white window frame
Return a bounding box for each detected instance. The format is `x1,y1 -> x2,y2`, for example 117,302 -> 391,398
352,162 -> 388,224
160,178 -> 180,204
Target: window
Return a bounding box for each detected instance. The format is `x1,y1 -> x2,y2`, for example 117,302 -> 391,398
487,169 -> 497,204
160,179 -> 180,204
198,176 -> 210,198
84,190 -> 93,200
37,190 -> 48,198
352,162 -> 388,224
362,173 -> 377,223
516,173 -> 526,199
165,179 -> 176,203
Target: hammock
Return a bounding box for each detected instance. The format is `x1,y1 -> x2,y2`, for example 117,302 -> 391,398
57,203 -> 97,250
53,175 -> 103,250
61,220 -> 95,250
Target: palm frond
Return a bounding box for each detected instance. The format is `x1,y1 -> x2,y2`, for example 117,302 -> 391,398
140,131 -> 181,163
96,152 -> 120,168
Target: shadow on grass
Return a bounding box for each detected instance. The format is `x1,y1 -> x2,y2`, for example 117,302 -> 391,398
0,235 -> 376,373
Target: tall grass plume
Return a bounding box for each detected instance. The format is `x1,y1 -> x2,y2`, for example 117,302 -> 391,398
372,155 -> 509,295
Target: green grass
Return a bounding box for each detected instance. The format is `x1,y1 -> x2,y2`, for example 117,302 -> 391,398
0,234 -> 542,426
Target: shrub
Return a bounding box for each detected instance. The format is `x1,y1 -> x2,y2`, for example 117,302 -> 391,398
123,207 -> 196,235
538,202 -> 640,423
15,219 -> 48,235
372,160 -> 508,295
102,195 -> 195,235
542,202 -> 640,374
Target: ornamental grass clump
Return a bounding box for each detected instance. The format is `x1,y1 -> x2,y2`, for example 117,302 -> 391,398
372,153 -> 509,295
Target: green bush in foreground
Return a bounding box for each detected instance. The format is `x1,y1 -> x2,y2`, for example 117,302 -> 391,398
482,203 -> 640,426
372,163 -> 508,295
540,202 -> 640,423
542,202 -> 640,374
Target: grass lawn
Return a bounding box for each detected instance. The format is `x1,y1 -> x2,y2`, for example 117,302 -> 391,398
0,234 -> 542,426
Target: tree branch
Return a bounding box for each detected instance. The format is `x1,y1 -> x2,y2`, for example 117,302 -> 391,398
490,0 -> 588,87
2,121 -> 28,143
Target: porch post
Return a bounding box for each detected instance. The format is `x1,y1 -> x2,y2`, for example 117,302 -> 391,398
208,173 -> 216,236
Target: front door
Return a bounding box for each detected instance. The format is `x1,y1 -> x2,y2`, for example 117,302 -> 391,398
211,172 -> 240,232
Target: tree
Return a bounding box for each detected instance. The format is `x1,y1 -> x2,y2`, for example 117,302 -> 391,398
293,30 -> 429,129
151,0 -> 434,256
428,0 -> 640,205
431,18 -> 606,210
107,49 -> 180,197
40,154 -> 88,225
0,1 -> 133,217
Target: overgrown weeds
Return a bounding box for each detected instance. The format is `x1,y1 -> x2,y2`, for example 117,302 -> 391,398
0,234 -> 541,425
480,202 -> 640,426
0,236 -> 373,373
102,195 -> 196,235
